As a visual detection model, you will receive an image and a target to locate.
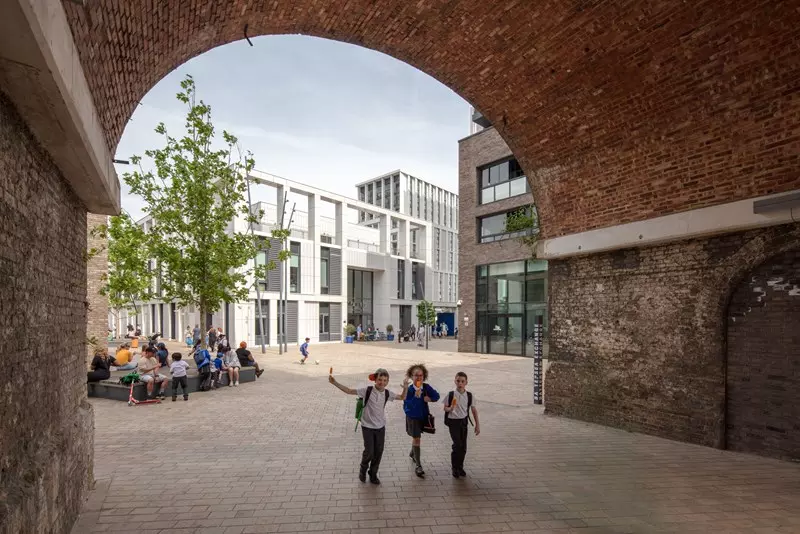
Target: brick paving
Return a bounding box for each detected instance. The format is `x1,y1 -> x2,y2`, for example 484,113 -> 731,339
75,343 -> 800,533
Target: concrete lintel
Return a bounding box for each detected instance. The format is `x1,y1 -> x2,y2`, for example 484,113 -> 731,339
538,190 -> 800,259
0,0 -> 120,214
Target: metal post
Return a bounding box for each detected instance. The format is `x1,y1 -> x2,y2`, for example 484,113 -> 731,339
283,204 -> 296,354
533,314 -> 543,405
277,193 -> 288,355
245,176 -> 267,353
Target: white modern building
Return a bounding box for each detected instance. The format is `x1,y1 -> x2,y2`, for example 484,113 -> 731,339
118,170 -> 459,345
355,170 -> 459,311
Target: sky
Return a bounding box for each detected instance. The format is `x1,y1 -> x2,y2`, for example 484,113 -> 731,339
115,35 -> 471,220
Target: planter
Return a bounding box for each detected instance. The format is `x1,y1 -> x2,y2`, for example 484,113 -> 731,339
387,334 -> 395,341
345,336 -> 354,344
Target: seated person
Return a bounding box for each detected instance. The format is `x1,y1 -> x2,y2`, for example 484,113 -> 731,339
87,348 -> 111,383
112,343 -> 137,371
156,342 -> 170,368
138,346 -> 169,399
236,342 -> 264,378
221,345 -> 241,386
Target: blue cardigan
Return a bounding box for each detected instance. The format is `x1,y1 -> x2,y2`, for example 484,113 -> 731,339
403,383 -> 440,420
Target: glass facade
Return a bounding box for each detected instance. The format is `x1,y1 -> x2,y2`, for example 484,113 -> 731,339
479,157 -> 528,204
347,268 -> 374,329
475,260 -> 547,357
478,207 -> 534,243
253,299 -> 269,345
319,302 -> 330,341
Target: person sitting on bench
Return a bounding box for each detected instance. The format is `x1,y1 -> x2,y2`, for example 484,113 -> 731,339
139,346 -> 169,400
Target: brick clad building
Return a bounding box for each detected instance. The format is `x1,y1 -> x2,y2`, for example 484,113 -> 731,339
1,0 -> 799,531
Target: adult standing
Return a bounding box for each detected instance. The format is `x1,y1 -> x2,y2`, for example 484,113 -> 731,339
192,324 -> 201,345
87,348 -> 112,382
207,326 -> 217,351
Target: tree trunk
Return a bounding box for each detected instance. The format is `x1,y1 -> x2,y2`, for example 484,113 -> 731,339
199,299 -> 207,349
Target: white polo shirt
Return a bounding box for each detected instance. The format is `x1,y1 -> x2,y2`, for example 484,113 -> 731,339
443,389 -> 476,420
356,386 -> 398,429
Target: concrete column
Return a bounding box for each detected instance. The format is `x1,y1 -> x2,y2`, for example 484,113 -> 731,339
335,201 -> 344,246
308,194 -> 321,242
378,214 -> 391,254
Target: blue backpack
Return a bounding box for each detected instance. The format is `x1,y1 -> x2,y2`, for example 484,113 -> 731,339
194,349 -> 210,370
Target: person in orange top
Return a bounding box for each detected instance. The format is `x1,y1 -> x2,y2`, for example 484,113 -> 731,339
112,343 -> 137,370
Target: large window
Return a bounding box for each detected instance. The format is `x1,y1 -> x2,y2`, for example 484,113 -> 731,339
320,247 -> 330,294
290,242 -> 301,293
475,260 -> 547,357
411,261 -> 423,300
478,207 -> 534,243
397,259 -> 405,299
347,269 -> 374,328
479,158 -> 528,204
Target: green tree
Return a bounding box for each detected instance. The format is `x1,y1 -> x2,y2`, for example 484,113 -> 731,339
504,205 -> 539,254
417,299 -> 437,349
92,213 -> 154,331
122,75 -> 283,346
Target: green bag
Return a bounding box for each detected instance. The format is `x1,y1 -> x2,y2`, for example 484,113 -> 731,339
119,372 -> 140,385
354,397 -> 365,432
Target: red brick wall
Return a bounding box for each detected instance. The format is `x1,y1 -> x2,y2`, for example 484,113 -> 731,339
726,248 -> 800,461
546,223 -> 800,448
63,1 -> 800,237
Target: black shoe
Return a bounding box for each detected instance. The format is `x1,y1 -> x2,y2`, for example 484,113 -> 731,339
358,470 -> 366,483
256,370 -> 264,378
183,396 -> 189,401
415,466 -> 425,478
458,468 -> 467,477
369,476 -> 380,485
172,396 -> 177,402
452,469 -> 460,478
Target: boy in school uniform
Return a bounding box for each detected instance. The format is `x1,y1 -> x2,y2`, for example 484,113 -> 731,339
443,371 -> 481,478
299,337 -> 310,364
329,368 -> 409,484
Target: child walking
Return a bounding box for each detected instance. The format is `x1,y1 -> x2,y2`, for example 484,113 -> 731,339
443,372 -> 480,478
169,352 -> 190,401
329,368 -> 408,484
403,363 -> 440,478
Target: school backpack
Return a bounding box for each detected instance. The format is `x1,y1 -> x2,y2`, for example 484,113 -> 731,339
354,386 -> 390,432
194,348 -> 210,369
444,390 -> 473,427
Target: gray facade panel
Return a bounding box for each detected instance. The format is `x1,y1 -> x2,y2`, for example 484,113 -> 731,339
286,301 -> 298,344
330,248 -> 342,295
330,303 -> 342,341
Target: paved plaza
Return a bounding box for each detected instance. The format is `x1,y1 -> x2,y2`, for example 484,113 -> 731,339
75,342 -> 800,533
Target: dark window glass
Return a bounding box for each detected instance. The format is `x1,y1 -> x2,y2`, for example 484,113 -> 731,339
290,242 -> 301,293
320,247 -> 330,294
319,303 -> 330,334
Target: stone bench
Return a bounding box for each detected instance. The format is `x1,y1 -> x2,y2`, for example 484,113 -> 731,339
87,367 -> 257,402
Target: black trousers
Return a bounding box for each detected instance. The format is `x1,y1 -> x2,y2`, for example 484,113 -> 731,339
360,426 -> 386,476
448,417 -> 469,470
172,376 -> 188,396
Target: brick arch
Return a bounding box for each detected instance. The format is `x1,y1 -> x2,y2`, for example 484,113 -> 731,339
63,1 -> 800,237
724,242 -> 800,460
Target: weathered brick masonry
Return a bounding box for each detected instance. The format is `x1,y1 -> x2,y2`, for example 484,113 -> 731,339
86,213 -> 109,366
62,0 -> 800,238
545,224 -> 800,451
726,248 -> 800,461
0,93 -> 93,533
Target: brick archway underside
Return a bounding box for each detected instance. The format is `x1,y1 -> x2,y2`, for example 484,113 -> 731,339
64,1 -> 800,238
